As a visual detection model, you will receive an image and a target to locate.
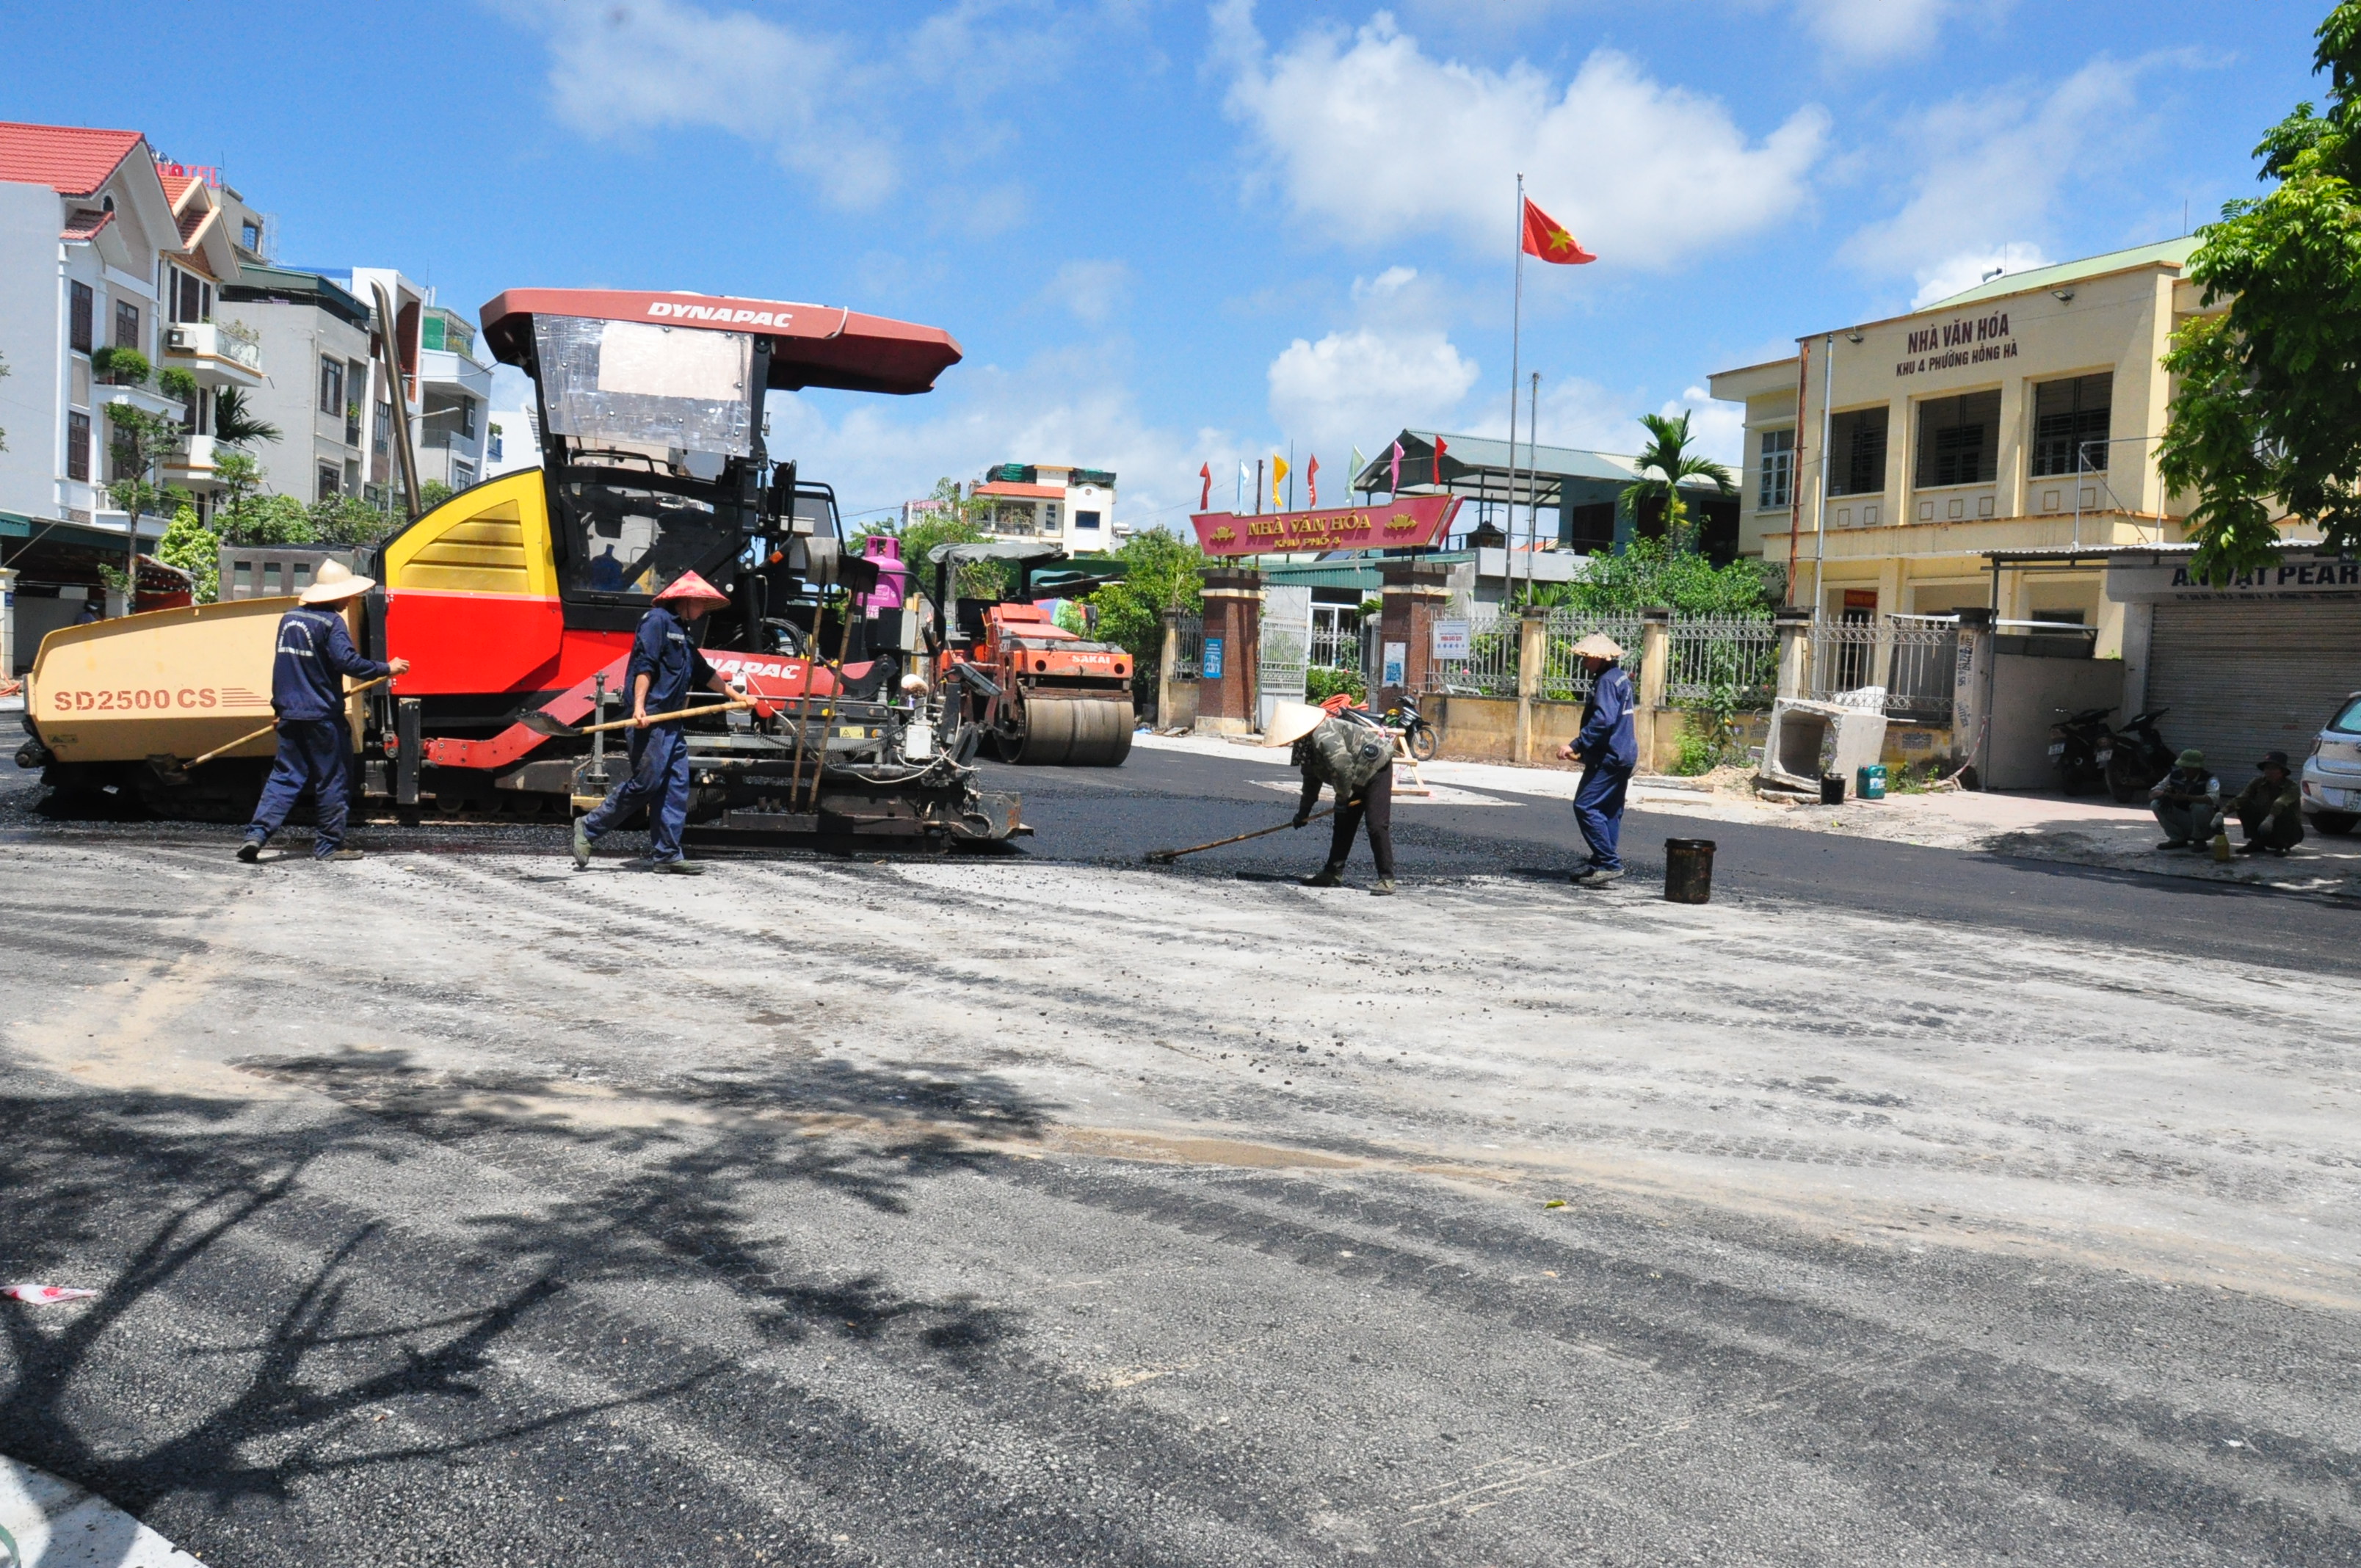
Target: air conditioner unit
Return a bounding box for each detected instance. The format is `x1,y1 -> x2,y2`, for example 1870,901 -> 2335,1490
167,326 -> 191,349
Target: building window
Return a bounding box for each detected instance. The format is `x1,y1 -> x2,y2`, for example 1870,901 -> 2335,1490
459,398 -> 477,440
2031,373 -> 2112,477
69,281 -> 93,354
172,271 -> 209,324
241,220 -> 261,252
319,356 -> 344,418
318,464 -> 341,501
66,411 -> 90,482
113,298 -> 139,350
1915,390 -> 2001,487
452,461 -> 476,489
374,401 -> 391,455
1826,407 -> 1888,497
1074,509 -> 1100,531
1758,428 -> 1794,508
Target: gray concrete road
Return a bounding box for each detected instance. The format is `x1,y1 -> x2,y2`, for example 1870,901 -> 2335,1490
0,760 -> 2357,1567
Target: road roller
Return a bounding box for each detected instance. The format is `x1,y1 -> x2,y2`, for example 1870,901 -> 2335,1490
17,286 -> 1027,845
927,542 -> 1136,767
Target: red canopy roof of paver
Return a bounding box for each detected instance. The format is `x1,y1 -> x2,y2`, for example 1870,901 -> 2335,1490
479,287 -> 963,397
0,122 -> 145,195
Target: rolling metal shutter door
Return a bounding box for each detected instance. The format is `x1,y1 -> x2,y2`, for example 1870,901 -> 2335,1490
2146,600 -> 2361,769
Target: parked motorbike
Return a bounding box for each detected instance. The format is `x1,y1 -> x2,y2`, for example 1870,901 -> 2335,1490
1383,695 -> 1442,762
2049,706 -> 2115,795
2106,707 -> 2175,803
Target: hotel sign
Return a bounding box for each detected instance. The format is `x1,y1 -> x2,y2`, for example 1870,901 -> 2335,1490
1895,310 -> 2017,378
1191,495 -> 1462,556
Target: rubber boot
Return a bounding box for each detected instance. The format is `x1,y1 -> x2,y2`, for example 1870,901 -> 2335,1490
573,817 -> 592,870
656,860 -> 706,876
1302,865 -> 1343,888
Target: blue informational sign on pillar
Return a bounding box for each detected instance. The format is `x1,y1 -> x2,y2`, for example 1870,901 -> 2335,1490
1203,636 -> 1225,680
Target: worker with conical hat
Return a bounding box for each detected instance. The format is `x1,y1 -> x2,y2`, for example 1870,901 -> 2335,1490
239,559 -> 410,864
1556,631 -> 1637,886
1265,699 -> 1399,894
573,570 -> 743,875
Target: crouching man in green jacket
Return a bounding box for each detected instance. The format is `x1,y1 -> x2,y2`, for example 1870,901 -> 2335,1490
2233,750 -> 2305,857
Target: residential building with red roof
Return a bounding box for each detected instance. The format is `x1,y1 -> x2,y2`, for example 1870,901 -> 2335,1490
971,462 -> 1123,551
0,120 -> 197,658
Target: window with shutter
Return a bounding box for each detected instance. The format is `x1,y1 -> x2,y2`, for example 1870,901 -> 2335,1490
114,300 -> 139,349
66,412 -> 90,482
69,282 -> 93,354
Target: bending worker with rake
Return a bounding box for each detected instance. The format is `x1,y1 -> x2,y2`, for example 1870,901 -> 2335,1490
1266,700 -> 1399,896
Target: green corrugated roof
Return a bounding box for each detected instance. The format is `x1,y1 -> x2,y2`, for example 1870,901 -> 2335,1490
1924,236 -> 2200,310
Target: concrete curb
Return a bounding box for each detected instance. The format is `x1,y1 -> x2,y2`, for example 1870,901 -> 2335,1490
0,1456 -> 200,1567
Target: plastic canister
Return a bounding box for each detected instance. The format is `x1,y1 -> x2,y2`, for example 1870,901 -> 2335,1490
1664,838 -> 1716,904
1856,763 -> 1887,800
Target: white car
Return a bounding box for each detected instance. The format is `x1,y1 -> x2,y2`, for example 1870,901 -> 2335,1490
2300,690 -> 2361,835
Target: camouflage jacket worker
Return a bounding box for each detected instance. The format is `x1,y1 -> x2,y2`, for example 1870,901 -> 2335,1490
1293,714 -> 1393,819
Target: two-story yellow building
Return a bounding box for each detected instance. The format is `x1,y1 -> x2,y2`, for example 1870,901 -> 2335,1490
1709,238 -> 2241,655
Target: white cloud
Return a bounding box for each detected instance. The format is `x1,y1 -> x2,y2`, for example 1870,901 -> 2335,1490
1848,57 -> 2149,296
1214,2 -> 1829,268
1907,242 -> 2053,308
1043,260 -> 1132,324
1352,265 -> 1420,302
1267,326 -> 1482,457
507,0 -> 1076,209
1795,0 -> 2006,64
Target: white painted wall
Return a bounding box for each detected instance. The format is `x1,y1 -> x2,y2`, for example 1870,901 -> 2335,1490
0,182 -> 62,522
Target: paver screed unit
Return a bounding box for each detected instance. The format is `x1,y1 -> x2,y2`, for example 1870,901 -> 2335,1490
18,288 -> 1028,844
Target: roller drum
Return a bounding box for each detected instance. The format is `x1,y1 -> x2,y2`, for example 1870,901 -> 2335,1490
1008,695 -> 1132,766
1011,696 -> 1076,764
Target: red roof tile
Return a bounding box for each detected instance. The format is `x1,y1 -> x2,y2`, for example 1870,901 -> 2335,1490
61,207 -> 113,242
159,171 -> 196,206
0,121 -> 145,195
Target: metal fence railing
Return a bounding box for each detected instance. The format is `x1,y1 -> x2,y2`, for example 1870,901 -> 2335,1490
1539,611 -> 1647,703
1173,611 -> 1203,680
1809,614 -> 1957,722
1429,607 -> 1518,697
1664,616 -> 1780,708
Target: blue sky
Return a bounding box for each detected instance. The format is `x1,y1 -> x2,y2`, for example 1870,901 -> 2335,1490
1,0 -> 2328,531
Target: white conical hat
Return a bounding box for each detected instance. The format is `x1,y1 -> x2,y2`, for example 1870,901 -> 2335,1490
298,558 -> 375,604
1261,701 -> 1328,747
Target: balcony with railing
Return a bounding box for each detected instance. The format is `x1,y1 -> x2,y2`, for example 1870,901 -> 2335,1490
162,319 -> 264,388
417,346 -> 493,400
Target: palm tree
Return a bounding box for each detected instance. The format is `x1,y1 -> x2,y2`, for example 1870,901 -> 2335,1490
1620,410 -> 1733,553
212,385 -> 282,449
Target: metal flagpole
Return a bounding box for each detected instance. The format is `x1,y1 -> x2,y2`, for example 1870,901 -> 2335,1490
1525,371 -> 1539,606
1504,175 -> 1526,605
1813,331 -> 1835,625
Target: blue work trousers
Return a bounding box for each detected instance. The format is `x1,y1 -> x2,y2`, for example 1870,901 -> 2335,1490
580,723 -> 691,863
1573,758 -> 1632,871
247,718 -> 353,856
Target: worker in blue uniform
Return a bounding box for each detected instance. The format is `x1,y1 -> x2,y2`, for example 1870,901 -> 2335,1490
1556,632 -> 1637,886
573,571 -> 744,875
238,559 -> 409,863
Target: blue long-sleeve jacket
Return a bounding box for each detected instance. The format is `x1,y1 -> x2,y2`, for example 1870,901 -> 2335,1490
271,607 -> 390,721
1575,663 -> 1638,772
627,605 -> 718,716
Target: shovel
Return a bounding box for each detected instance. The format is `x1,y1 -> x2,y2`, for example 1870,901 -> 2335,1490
518,697 -> 752,738
1146,806 -> 1334,864
147,674 -> 395,785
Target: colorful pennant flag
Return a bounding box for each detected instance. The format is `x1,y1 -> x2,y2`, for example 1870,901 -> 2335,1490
1198,462 -> 1211,511
1432,435 -> 1449,485
1388,441 -> 1403,495
1271,455 -> 1290,509
1306,454 -> 1319,508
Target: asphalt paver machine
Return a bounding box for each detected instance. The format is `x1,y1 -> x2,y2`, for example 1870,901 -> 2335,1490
21,288 -> 1026,844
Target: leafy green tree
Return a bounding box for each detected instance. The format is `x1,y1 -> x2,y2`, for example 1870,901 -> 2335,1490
1073,528 -> 1205,658
309,493 -> 400,546
215,449 -> 262,519
218,492 -> 319,547
896,481 -> 1012,600
156,503 -> 221,603
1618,410 -> 1733,556
2161,1 -> 2361,579
418,479 -> 454,512
100,357 -> 202,585
211,384 -> 282,448
1542,535 -> 1781,617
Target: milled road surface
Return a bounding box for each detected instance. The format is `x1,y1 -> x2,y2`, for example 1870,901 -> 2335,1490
0,752 -> 2357,1567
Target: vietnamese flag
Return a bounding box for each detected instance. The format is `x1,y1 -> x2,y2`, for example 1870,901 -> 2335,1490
1432,435 -> 1448,485
1522,198 -> 1595,265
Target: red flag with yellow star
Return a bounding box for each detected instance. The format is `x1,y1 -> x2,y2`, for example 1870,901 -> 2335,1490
1521,199 -> 1595,265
